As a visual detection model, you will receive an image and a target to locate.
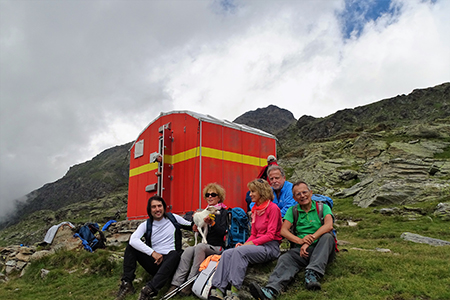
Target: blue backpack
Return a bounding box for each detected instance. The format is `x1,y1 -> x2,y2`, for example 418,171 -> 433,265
76,223 -> 106,252
226,207 -> 250,248
311,194 -> 334,220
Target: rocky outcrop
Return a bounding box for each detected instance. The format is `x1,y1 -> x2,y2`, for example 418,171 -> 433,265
285,125 -> 450,207
0,224 -> 83,280
350,150 -> 450,208
401,232 -> 450,246
433,202 -> 450,220
233,104 -> 296,135
372,204 -> 450,220
353,177 -> 449,208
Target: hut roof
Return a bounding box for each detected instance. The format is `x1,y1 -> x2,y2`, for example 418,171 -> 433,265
130,110 -> 277,149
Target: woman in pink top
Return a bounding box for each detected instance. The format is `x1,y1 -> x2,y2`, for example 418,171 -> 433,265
209,179 -> 282,300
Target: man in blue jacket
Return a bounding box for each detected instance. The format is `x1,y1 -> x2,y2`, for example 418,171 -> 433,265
266,165 -> 296,217
250,165 -> 296,217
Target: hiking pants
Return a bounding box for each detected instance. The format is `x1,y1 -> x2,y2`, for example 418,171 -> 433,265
266,232 -> 336,293
212,240 -> 280,291
171,243 -> 223,286
122,244 -> 180,291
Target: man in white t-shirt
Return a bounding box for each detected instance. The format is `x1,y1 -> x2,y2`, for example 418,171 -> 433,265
116,195 -> 192,300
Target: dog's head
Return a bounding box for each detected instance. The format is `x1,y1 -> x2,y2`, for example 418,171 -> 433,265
206,206 -> 220,215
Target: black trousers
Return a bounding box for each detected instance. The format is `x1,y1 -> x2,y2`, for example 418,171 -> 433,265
122,244 -> 181,291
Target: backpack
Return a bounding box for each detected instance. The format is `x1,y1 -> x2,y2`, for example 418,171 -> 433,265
225,207 -> 250,249
192,255 -> 221,300
290,194 -> 338,252
145,212 -> 184,252
77,223 -> 106,251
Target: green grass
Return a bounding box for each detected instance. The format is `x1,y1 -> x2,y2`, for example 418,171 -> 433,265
334,178 -> 361,189
1,198 -> 450,300
381,133 -> 411,144
434,145 -> 450,159
0,248 -> 123,300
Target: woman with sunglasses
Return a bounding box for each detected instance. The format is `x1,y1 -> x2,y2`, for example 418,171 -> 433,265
169,183 -> 228,296
209,179 -> 282,300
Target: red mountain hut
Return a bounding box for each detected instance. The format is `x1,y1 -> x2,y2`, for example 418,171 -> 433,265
127,110 -> 277,220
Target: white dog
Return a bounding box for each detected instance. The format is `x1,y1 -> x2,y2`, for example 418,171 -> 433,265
193,206 -> 220,245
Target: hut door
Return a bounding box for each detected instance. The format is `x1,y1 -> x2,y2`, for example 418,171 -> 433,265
159,124 -> 173,209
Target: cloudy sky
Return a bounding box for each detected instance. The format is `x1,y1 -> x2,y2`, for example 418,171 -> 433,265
0,0 -> 449,220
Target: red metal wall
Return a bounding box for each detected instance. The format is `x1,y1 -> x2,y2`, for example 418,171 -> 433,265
128,112 -> 276,220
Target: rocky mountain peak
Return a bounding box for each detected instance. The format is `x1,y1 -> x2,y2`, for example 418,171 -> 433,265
233,104 -> 296,135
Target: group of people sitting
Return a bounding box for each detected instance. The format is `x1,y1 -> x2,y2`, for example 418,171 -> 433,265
115,162 -> 336,300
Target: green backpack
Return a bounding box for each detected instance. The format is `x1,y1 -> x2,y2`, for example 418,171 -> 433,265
290,196 -> 338,252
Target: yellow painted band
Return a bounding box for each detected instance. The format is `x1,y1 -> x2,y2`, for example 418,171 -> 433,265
129,146 -> 267,177
202,147 -> 261,166
129,163 -> 158,177
172,147 -> 199,164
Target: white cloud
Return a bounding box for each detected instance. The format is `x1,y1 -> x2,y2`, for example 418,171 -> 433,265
327,0 -> 450,111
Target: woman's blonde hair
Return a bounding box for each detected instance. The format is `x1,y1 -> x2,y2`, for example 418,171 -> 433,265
202,182 -> 226,203
247,179 -> 274,202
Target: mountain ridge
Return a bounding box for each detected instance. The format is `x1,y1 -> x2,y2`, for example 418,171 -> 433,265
0,143 -> 131,229
285,82 -> 450,142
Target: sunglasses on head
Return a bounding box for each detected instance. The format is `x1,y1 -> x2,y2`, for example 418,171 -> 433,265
205,193 -> 218,198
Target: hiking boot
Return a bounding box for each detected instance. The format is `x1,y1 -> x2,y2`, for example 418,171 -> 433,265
138,285 -> 157,300
165,285 -> 178,296
208,288 -> 224,300
115,280 -> 135,300
304,269 -> 321,291
249,282 -> 276,300
180,282 -> 193,296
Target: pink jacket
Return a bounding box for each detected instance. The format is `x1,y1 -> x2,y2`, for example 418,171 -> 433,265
247,201 -> 282,246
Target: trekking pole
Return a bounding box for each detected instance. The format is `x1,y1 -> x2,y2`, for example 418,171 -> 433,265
160,274 -> 199,300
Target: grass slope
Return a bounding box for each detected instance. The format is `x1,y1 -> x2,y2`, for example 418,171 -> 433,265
1,198 -> 449,300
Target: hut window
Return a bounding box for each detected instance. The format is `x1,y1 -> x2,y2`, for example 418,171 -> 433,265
134,140 -> 144,158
